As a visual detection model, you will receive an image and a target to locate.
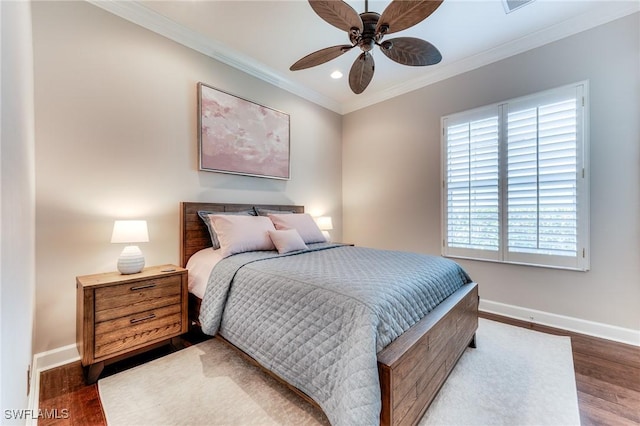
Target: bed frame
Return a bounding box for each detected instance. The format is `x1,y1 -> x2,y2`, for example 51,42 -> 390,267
180,202 -> 478,426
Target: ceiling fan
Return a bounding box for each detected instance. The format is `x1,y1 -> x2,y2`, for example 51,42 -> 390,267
290,0 -> 444,94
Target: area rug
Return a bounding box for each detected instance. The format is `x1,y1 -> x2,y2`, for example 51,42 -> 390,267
98,319 -> 580,425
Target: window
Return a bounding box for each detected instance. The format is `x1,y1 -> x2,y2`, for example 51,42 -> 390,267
441,82 -> 589,271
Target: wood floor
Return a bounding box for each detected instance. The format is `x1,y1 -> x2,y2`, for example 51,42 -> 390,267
38,313 -> 640,426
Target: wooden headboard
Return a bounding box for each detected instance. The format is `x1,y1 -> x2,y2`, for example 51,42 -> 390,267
179,202 -> 304,267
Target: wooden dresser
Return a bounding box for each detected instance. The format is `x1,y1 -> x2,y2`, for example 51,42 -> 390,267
76,264 -> 188,383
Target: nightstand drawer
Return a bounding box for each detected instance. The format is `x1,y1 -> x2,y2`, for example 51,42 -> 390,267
94,305 -> 183,358
95,275 -> 182,322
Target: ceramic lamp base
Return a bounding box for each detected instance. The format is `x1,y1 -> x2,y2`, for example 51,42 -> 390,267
117,245 -> 145,274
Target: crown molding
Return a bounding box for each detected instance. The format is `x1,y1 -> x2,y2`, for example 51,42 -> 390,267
87,1 -> 638,116
86,0 -> 344,114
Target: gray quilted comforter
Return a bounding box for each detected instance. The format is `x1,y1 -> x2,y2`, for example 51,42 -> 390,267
199,243 -> 471,426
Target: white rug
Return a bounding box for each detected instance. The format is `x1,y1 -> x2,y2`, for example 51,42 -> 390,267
99,319 -> 580,425
419,319 -> 580,426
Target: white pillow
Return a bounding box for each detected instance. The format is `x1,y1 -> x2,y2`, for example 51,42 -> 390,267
268,213 -> 326,244
209,215 -> 276,258
268,229 -> 308,254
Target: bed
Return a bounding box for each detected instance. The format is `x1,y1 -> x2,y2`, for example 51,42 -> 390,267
180,202 -> 478,426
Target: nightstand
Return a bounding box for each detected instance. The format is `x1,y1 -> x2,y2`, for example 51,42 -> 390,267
76,264 -> 188,383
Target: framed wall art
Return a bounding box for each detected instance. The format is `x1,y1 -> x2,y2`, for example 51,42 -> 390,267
198,82 -> 290,180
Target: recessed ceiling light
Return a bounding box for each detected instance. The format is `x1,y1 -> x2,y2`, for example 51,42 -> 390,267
330,70 -> 343,79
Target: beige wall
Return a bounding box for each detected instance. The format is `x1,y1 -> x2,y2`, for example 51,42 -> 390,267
1,1 -> 36,415
343,13 -> 640,333
32,1 -> 342,353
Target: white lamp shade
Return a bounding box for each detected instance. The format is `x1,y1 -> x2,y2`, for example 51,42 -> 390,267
111,220 -> 149,244
315,216 -> 333,231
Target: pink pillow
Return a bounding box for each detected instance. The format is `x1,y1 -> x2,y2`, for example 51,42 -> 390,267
268,229 -> 308,254
268,213 -> 326,244
209,215 -> 275,258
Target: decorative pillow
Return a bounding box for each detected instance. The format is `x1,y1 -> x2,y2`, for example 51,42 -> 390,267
268,213 -> 326,244
209,215 -> 276,258
254,207 -> 296,216
198,209 -> 255,249
268,229 -> 308,254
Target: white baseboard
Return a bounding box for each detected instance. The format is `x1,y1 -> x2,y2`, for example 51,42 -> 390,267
33,343 -> 80,373
27,344 -> 80,425
480,299 -> 640,346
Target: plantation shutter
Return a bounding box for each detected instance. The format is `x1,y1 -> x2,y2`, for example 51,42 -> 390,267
443,107 -> 501,260
442,82 -> 589,271
504,85 -> 586,269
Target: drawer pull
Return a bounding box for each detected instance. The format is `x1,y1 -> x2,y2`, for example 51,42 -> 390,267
130,313 -> 156,324
130,284 -> 156,291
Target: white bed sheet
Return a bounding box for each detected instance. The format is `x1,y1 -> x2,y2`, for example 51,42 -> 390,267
186,247 -> 223,299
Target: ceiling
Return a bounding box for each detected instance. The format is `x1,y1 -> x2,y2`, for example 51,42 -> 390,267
92,0 -> 638,114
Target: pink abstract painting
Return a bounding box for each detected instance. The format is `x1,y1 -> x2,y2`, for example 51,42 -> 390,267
198,83 -> 290,179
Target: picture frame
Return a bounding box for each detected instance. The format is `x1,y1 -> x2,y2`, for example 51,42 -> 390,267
198,82 -> 290,180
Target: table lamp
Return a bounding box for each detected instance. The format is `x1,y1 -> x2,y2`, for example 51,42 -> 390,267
316,216 -> 333,242
111,220 -> 149,274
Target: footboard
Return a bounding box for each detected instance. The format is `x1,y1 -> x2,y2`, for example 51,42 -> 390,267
377,282 -> 478,426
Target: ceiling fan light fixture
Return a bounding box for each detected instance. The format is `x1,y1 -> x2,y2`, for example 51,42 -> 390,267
330,70 -> 343,79
293,0 -> 444,94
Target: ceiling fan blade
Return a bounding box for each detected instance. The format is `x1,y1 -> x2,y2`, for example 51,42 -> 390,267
290,45 -> 354,71
380,37 -> 442,66
309,0 -> 363,33
376,0 -> 443,35
349,52 -> 375,94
